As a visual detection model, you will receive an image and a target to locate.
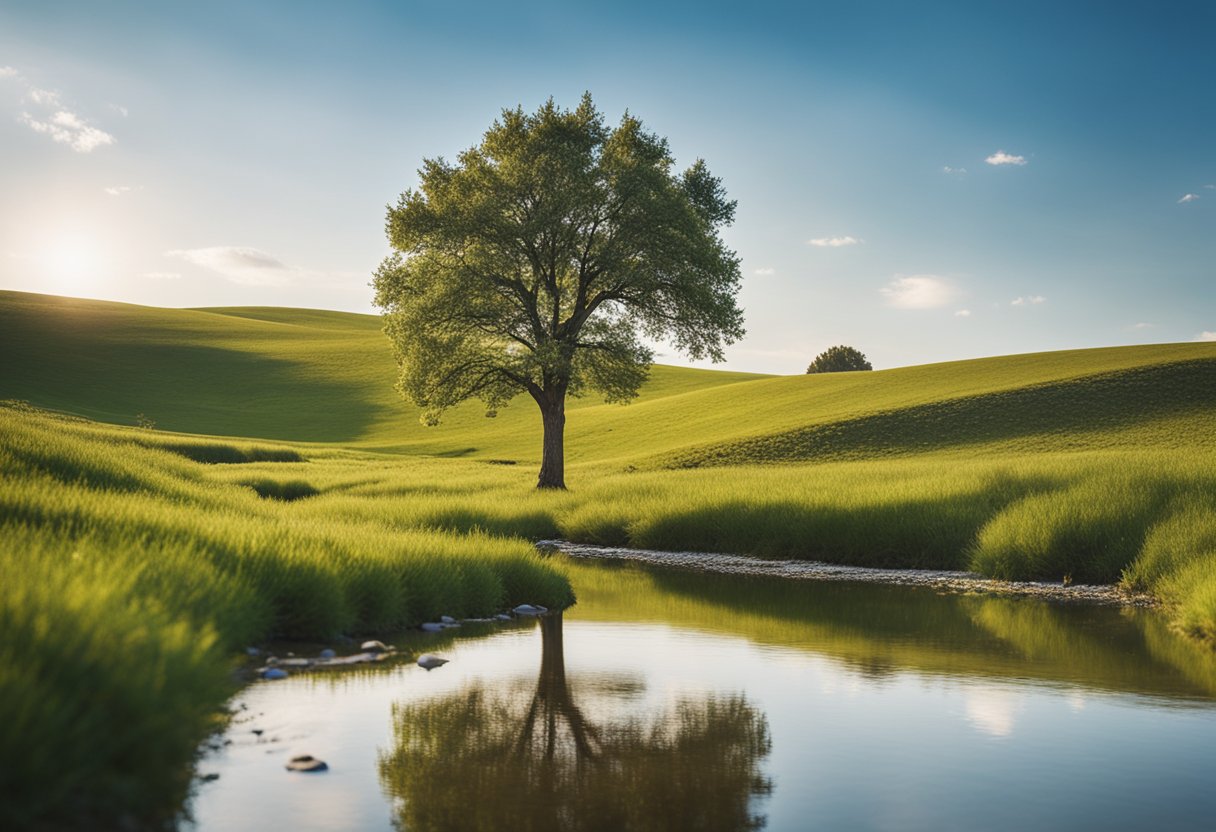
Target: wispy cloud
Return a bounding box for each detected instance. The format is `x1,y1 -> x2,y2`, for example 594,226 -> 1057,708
808,235 -> 861,248
942,166 -> 967,175
27,87 -> 61,107
1011,295 -> 1046,306
1178,193 -> 1200,204
1205,184 -> 1216,190
1196,331 -> 1216,342
986,150 -> 1027,167
881,274 -> 959,309
166,246 -> 291,286
5,70 -> 117,154
954,309 -> 972,317
1129,322 -> 1153,330
104,185 -> 137,196
143,271 -> 182,281
753,267 -> 775,276
20,110 -> 116,152
110,104 -> 129,117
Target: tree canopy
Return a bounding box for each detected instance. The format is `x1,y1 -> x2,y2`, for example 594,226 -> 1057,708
806,345 -> 872,374
373,94 -> 744,487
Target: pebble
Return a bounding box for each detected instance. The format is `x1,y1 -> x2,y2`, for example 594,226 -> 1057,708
245,646 -> 261,657
261,668 -> 288,681
285,755 -> 328,773
361,640 -> 389,653
495,613 -> 513,621
420,622 -> 445,632
417,653 -> 449,670
319,648 -> 336,659
513,604 -> 548,616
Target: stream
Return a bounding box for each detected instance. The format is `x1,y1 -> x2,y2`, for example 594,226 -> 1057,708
187,556 -> 1216,831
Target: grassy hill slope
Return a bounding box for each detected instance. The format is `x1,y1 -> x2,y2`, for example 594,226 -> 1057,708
4,291 -> 1216,467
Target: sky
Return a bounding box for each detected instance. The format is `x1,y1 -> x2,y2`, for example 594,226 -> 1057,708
1,0 -> 1212,374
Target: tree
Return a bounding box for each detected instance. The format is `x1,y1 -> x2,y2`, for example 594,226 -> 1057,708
806,345 -> 872,374
373,95 -> 744,488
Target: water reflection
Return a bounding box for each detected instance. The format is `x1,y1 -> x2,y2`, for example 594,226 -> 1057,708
566,559 -> 1216,701
379,614 -> 772,832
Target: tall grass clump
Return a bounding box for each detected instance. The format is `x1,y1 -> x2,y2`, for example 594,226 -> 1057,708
0,405 -> 574,829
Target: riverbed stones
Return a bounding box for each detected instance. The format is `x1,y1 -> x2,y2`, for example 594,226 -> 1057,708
360,640 -> 389,653
285,755 -> 328,772
417,653 -> 448,670
260,668 -> 288,681
512,604 -> 548,616
318,648 -> 336,659
439,615 -> 456,624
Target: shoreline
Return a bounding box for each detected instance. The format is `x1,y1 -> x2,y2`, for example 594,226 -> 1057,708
539,540 -> 1158,607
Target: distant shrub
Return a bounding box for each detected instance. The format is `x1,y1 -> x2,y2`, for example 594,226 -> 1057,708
135,413 -> 157,430
807,345 -> 872,374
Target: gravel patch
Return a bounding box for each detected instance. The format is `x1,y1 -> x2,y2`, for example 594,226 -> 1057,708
538,540 -> 1157,607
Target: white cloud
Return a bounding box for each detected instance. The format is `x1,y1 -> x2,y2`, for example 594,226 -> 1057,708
27,87 -> 61,107
1196,331 -> 1216,342
1178,193 -> 1200,204
1205,184 -> 1216,190
0,66 -> 18,80
942,165 -> 967,175
143,271 -> 182,280
986,150 -> 1027,166
1130,322 -> 1153,330
752,267 -> 775,276
1011,295 -> 1046,306
111,104 -> 129,117
808,235 -> 861,248
166,246 -> 292,286
104,185 -> 135,196
954,309 -> 972,317
20,109 -> 116,153
881,274 -> 959,309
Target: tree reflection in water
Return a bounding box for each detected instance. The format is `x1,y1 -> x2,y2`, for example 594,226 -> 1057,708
379,615 -> 772,831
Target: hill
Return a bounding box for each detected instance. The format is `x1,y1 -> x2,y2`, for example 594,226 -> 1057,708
3,290 -> 1215,467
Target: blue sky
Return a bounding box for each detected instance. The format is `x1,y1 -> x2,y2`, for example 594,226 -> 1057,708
1,0 -> 1212,373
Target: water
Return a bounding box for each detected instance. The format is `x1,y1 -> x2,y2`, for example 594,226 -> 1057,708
188,558 -> 1216,831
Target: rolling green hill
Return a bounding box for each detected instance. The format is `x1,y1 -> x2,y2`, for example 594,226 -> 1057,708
3,290 -> 1215,467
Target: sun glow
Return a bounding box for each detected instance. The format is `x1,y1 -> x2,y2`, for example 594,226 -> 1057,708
36,232 -> 107,291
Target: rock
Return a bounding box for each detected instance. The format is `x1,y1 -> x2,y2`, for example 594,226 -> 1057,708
265,656 -> 279,666
285,754 -> 329,772
361,640 -> 389,653
319,648 -> 336,659
245,646 -> 261,657
261,667 -> 288,681
252,729 -> 264,736
420,622 -> 445,632
417,653 -> 449,670
513,604 -> 548,616
439,615 -> 456,624
495,613 -> 513,621
200,772 -> 220,782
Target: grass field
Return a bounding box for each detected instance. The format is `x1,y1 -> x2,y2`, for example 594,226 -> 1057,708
3,289 -> 1216,827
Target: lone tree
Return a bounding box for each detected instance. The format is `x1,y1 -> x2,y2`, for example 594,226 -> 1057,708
806,345 -> 872,374
374,95 -> 744,488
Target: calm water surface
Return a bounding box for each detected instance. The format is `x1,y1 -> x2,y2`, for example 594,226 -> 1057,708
188,558 -> 1216,831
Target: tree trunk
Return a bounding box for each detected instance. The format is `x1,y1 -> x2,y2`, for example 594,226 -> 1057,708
536,393 -> 566,489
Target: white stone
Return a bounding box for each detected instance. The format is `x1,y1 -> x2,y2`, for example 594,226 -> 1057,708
417,653 -> 449,670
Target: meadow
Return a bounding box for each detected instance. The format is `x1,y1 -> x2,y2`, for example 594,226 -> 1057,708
3,289 -> 1216,827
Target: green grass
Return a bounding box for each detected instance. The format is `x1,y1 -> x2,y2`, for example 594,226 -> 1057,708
0,404 -> 573,829
5,290 -> 1216,825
